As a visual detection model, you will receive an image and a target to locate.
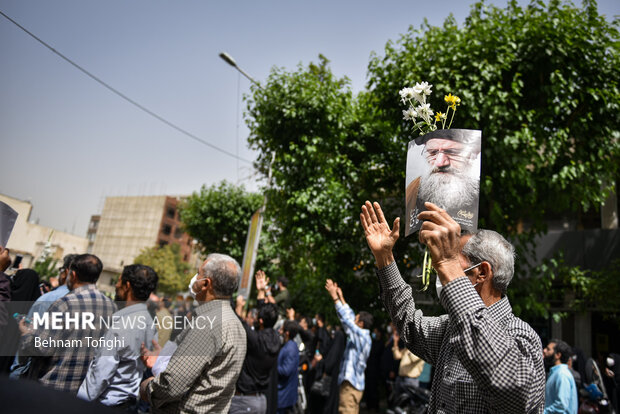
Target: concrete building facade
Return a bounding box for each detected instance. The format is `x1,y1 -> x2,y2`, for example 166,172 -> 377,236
90,195 -> 195,294
0,193 -> 89,269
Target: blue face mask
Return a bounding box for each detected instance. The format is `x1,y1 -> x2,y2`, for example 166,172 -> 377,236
436,262 -> 482,300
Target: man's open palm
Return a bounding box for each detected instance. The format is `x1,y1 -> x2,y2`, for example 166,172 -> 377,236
255,270 -> 269,291
360,201 -> 400,256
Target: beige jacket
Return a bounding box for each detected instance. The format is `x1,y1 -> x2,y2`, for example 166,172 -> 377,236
393,345 -> 425,378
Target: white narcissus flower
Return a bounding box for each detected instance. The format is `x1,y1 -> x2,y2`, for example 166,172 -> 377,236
419,81 -> 432,96
399,87 -> 415,104
411,84 -> 425,104
416,103 -> 433,122
413,83 -> 424,95
402,107 -> 417,121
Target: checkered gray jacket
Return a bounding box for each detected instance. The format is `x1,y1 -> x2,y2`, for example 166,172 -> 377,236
378,262 -> 545,413
146,299 -> 247,413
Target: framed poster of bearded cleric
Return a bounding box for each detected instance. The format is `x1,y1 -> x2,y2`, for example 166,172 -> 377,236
405,129 -> 482,237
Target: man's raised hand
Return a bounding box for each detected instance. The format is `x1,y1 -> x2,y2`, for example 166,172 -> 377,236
360,201 -> 399,268
255,270 -> 269,291
336,287 -> 346,305
0,246 -> 10,272
325,279 -> 339,302
417,202 -> 463,277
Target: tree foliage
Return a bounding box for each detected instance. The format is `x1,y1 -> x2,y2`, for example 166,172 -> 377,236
246,55 -> 425,321
179,181 -> 264,263
365,0 -> 620,319
133,243 -> 191,296
33,256 -> 59,282
245,1 -> 619,321
367,0 -> 619,236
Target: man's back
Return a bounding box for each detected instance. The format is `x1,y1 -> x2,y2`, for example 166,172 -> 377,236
147,299 -> 247,413
379,264 -> 546,413
236,322 -> 281,394
277,339 -> 299,409
336,302 -> 372,391
20,284 -> 116,393
78,303 -> 157,405
544,364 -> 578,414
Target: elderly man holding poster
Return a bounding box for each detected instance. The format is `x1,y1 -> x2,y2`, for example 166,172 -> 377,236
359,201 -> 545,413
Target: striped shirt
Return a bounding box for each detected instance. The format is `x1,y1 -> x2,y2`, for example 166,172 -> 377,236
20,284 -> 116,393
378,262 -> 545,413
335,301 -> 372,391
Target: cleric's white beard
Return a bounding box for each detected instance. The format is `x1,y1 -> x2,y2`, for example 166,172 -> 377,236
419,168 -> 478,211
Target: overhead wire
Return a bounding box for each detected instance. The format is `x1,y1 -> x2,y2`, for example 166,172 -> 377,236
0,9 -> 252,164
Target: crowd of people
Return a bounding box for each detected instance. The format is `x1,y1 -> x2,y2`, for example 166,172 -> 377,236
0,198 -> 618,414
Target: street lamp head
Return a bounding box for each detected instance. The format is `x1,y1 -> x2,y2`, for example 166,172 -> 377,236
219,52 -> 237,68
219,52 -> 262,89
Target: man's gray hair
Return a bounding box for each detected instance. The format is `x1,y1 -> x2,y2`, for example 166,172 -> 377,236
202,253 -> 241,297
462,230 -> 515,294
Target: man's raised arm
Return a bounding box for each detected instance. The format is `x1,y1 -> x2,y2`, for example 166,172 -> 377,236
360,200 -> 447,365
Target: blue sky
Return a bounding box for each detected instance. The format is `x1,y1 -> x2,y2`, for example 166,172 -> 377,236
1,0 -> 618,236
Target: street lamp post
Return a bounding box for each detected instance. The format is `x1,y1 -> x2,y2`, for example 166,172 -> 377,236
219,52 -> 274,302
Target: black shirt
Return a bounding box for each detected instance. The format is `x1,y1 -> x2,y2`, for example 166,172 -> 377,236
236,313 -> 281,394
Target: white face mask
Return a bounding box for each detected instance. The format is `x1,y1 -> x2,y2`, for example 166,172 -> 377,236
188,273 -> 199,298
435,274 -> 444,300
436,262 -> 482,300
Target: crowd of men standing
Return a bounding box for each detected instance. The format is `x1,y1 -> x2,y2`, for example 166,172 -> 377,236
0,245 -> 377,414
0,198 -> 618,414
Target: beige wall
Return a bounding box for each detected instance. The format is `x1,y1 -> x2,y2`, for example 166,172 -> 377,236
92,196 -> 167,272
1,193 -> 89,269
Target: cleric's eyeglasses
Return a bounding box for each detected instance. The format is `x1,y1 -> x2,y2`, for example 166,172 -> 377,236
422,146 -> 473,163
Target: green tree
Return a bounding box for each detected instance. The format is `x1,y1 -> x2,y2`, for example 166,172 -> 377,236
33,256 -> 59,282
179,181 -> 264,263
365,0 -> 620,319
246,55 -> 418,320
367,0 -> 619,236
245,1 -> 620,321
133,243 -> 191,296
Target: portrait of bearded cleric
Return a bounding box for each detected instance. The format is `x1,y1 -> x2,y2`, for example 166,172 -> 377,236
405,129 -> 481,236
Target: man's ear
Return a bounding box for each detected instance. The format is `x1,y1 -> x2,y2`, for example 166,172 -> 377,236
477,261 -> 492,284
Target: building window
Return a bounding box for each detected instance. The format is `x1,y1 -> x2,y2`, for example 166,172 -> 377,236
174,227 -> 183,239
159,240 -> 168,247
166,207 -> 176,219
162,224 -> 172,235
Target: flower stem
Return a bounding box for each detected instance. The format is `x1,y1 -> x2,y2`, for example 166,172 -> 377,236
448,106 -> 456,129
442,105 -> 450,129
